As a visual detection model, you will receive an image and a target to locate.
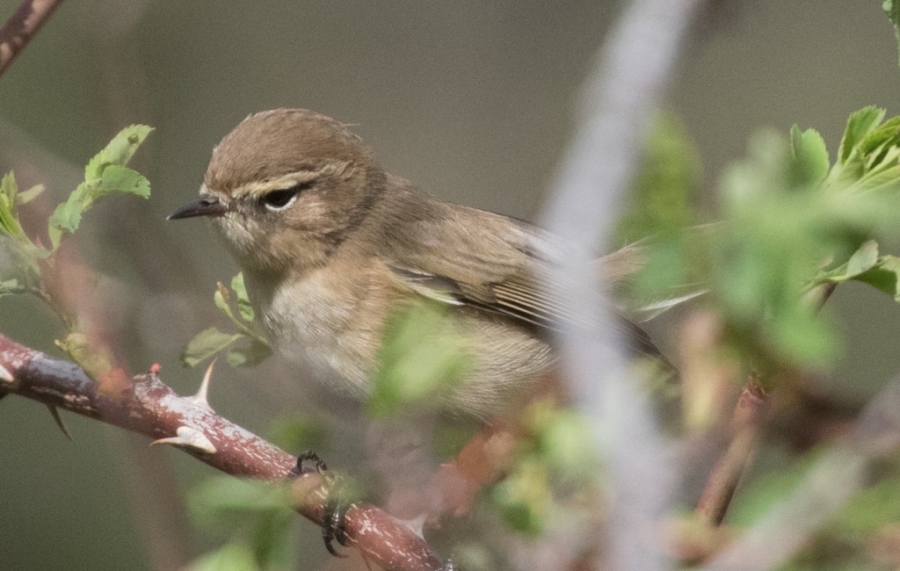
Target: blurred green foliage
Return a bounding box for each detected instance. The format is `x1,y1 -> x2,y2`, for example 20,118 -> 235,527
370,300 -> 473,417
635,107 -> 900,377
617,111 -> 701,243
187,477 -> 297,571
492,398 -> 599,535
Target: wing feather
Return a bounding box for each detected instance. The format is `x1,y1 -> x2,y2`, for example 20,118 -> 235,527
378,185 -> 666,362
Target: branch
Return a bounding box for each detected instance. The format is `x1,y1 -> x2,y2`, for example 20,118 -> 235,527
0,333 -> 445,571
539,0 -> 706,569
0,0 -> 63,78
695,383 -> 766,525
699,367 -> 900,571
693,281 -> 838,525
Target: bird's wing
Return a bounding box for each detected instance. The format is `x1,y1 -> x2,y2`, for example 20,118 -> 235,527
382,201 -> 662,358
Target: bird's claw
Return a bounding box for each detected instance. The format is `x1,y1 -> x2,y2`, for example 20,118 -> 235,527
322,488 -> 351,557
297,449 -> 328,475
295,450 -> 353,557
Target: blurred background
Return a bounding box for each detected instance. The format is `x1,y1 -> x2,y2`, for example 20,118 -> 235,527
1,1 -> 899,569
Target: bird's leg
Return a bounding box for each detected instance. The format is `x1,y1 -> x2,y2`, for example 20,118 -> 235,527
295,450 -> 354,557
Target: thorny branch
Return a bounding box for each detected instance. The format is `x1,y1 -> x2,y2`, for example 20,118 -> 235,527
0,0 -> 63,78
0,333 -> 445,571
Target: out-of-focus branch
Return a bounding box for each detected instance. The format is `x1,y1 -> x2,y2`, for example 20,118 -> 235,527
0,0 -> 63,78
694,281 -> 840,526
0,333 -> 445,571
695,383 -> 766,525
699,368 -> 900,571
539,0 -> 706,569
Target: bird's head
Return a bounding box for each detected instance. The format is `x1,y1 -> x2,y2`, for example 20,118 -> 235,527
169,108 -> 386,277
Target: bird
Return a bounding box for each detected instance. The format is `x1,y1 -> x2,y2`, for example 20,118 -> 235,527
168,108 -> 664,419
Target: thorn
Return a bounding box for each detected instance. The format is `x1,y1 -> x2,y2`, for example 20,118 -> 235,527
151,425 -> 216,454
399,513 -> 428,539
46,405 -> 73,441
187,359 -> 215,411
0,363 -> 13,383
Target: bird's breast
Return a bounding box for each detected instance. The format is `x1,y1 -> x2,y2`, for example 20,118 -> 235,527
246,266 -> 391,399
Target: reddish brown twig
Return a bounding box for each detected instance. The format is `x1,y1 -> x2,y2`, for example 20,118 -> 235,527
693,280 -> 837,526
0,333 -> 445,571
695,382 -> 767,525
0,0 -> 64,78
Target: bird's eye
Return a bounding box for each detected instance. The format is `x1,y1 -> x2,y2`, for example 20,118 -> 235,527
261,185 -> 304,211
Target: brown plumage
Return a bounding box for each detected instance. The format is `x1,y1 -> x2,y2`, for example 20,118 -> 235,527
170,108 -> 661,417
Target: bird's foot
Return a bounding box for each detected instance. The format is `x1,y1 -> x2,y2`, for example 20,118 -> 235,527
296,450 -> 354,558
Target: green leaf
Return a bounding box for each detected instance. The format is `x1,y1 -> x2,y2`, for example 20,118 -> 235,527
728,453 -> 811,526
96,165 -> 150,198
838,106 -> 885,165
188,544 -> 260,571
844,240 -> 880,278
188,477 -> 296,569
884,0 -> 900,66
821,240 -> 881,284
0,172 -> 28,243
789,125 -> 829,187
55,332 -> 115,381
231,272 -> 255,323
0,278 -> 21,297
267,415 -> 330,453
852,255 -> 900,301
48,185 -> 89,248
16,184 -> 44,205
181,327 -> 242,368
536,409 -> 597,478
225,338 -> 272,367
769,309 -> 838,366
184,273 -> 270,368
492,455 -> 550,535
860,115 -> 900,158
85,125 -> 153,181
832,476 -> 900,537
190,476 -> 287,521
47,125 -> 152,251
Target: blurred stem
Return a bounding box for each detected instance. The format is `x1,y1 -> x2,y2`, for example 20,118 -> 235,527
801,282 -> 838,314
32,285 -> 73,330
7,281 -> 73,330
0,0 -> 64,79
695,281 -> 839,525
695,382 -> 766,525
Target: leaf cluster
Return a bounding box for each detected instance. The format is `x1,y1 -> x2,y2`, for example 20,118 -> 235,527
0,125 -> 152,337
491,398 -> 599,535
636,106 -> 900,372
47,126 -> 152,250
181,273 -> 272,368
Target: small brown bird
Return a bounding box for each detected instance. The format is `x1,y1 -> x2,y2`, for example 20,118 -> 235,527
169,108 -> 659,418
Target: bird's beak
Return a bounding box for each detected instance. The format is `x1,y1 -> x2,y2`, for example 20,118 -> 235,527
167,194 -> 227,220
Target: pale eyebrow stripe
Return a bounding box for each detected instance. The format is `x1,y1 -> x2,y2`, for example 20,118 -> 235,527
237,170 -> 320,198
